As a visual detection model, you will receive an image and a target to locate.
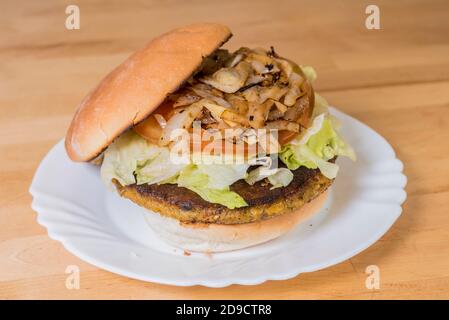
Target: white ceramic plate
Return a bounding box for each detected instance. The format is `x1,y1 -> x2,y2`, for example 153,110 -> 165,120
30,108 -> 407,287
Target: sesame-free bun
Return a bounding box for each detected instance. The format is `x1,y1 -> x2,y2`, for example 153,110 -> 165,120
143,191 -> 328,252
65,23 -> 232,162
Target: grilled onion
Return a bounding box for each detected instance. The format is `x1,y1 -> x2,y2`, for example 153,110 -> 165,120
159,102 -> 203,146
190,86 -> 231,108
172,93 -> 201,108
247,100 -> 273,128
264,120 -> 300,132
148,46 -> 317,148
200,61 -> 251,93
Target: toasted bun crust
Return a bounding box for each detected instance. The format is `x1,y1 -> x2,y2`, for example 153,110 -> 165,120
65,23 -> 232,161
143,191 -> 328,252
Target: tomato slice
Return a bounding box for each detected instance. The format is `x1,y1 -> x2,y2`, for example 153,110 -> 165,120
134,99 -> 306,154
191,131 -> 257,159
153,99 -> 176,119
134,100 -> 175,144
278,130 -> 297,145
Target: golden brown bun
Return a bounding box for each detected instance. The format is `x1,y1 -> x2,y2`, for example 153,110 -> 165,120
65,23 -> 232,161
143,191 -> 328,252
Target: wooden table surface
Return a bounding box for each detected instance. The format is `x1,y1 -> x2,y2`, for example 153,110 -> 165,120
1,0 -> 448,299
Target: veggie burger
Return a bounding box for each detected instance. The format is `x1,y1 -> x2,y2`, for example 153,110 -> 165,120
65,23 -> 355,252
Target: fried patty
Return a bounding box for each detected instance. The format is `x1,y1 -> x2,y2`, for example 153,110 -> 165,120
113,162 -> 334,225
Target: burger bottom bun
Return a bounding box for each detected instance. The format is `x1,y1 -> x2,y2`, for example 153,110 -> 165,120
143,191 -> 328,253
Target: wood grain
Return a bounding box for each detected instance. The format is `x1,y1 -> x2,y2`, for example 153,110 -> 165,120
1,0 -> 448,299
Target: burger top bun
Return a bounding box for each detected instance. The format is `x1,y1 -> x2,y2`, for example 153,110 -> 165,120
65,23 -> 232,162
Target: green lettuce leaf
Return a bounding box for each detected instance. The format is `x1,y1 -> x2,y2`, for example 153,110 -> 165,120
307,117 -> 356,161
101,131 -> 163,187
187,186 -> 248,209
101,132 -> 249,209
267,168 -> 294,189
279,114 -> 356,179
280,144 -> 340,179
313,93 -> 330,117
246,166 -> 294,190
135,148 -> 187,185
177,165 -> 248,209
195,162 -> 249,190
300,65 -> 317,82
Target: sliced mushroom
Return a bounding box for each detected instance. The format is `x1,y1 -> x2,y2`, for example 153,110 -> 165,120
247,51 -> 273,66
267,108 -> 284,121
226,53 -> 244,68
221,110 -> 249,126
250,60 -> 267,74
275,58 -> 294,78
264,120 -> 300,132
225,47 -> 251,67
273,100 -> 288,113
245,74 -> 265,86
246,52 -> 280,75
172,93 -> 201,108
202,100 -> 249,126
261,71 -> 282,86
297,95 -> 313,128
199,49 -> 230,75
198,108 -> 217,125
284,95 -> 310,122
241,86 -> 259,102
247,100 -> 273,128
160,102 -> 203,146
284,85 -> 304,107
190,86 -> 231,108
225,94 -> 249,115
199,61 -> 251,93
283,73 -> 306,106
258,85 -> 288,104
267,100 -> 288,121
